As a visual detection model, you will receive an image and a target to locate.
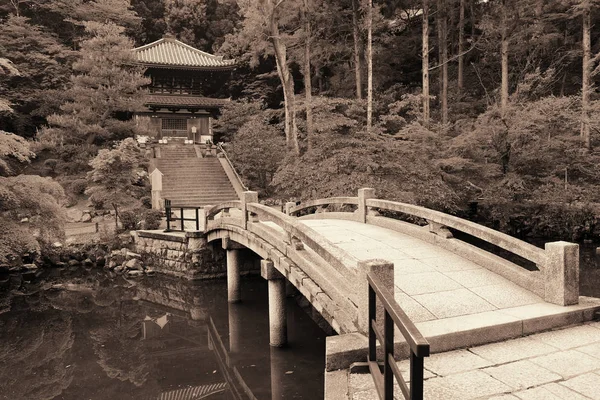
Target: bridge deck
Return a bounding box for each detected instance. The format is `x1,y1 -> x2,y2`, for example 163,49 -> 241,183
300,219 -> 600,349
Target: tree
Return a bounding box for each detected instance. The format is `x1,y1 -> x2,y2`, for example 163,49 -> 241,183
85,138 -> 148,229
227,114 -> 286,195
303,0 -> 314,150
458,0 -> 465,93
352,0 -> 363,99
164,0 -> 207,48
422,0 -> 431,127
230,0 -> 301,155
436,0 -> 448,125
0,16 -> 75,137
40,21 -> 149,146
580,0 -> 592,149
0,131 -> 65,265
366,0 -> 373,133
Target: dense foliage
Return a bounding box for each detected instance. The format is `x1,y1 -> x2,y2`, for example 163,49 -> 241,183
0,131 -> 65,265
1,0 -> 600,241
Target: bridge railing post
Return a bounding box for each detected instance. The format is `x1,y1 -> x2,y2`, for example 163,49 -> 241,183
356,259 -> 394,335
358,188 -> 376,223
544,241 -> 579,306
241,191 -> 259,229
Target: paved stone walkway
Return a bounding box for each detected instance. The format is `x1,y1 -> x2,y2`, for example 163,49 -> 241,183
348,321 -> 600,399
301,219 -> 600,346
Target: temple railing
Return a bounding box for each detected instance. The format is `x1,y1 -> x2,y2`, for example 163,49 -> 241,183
286,188 -> 580,306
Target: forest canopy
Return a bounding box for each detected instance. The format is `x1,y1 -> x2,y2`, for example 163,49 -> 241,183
1,0 -> 600,243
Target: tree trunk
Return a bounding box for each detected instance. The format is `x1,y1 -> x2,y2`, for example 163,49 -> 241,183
441,0 -> 448,125
352,0 -> 363,100
500,0 -> 509,118
436,0 -> 443,100
113,204 -> 119,231
303,0 -> 314,151
269,8 -> 300,155
458,0 -> 465,92
422,0 -> 430,127
581,0 -> 592,149
366,0 -> 373,133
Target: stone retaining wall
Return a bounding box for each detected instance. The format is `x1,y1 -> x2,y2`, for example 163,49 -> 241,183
133,230 -> 258,279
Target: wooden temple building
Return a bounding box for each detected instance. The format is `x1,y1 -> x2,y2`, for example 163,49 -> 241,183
132,35 -> 235,143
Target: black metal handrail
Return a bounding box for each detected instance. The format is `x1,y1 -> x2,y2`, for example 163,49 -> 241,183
164,198 -> 202,231
367,273 -> 430,400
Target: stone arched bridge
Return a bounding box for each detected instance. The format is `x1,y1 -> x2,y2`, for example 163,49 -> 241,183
197,188 -> 599,357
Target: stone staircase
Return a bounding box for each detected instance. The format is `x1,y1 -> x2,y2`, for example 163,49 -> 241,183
155,145 -> 240,207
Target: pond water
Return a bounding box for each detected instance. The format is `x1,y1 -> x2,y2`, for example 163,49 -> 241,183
0,269 -> 326,400
579,243 -> 600,298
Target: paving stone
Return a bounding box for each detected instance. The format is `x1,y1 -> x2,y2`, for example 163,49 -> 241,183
419,349 -> 493,377
425,370 -> 512,399
351,387 -> 380,400
393,291 -> 436,323
391,258 -> 436,275
536,383 -> 591,400
394,271 -> 463,295
422,379 -> 465,400
348,373 -> 375,392
530,325 -> 600,350
559,372 -> 600,399
482,359 -> 562,390
529,349 -> 600,378
575,341 -> 600,360
416,310 -> 520,338
420,254 -> 483,271
396,246 -> 443,259
396,359 -> 436,381
469,336 -> 557,364
471,283 -> 544,309
589,321 -> 600,329
514,386 -> 566,400
413,288 -> 497,318
443,268 -> 512,288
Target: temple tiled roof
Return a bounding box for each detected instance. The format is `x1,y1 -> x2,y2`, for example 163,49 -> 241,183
133,36 -> 235,70
144,95 -> 229,108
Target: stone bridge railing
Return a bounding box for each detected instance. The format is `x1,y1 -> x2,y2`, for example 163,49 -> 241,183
288,188 -> 579,307
192,187 -> 578,339
202,192 -> 377,335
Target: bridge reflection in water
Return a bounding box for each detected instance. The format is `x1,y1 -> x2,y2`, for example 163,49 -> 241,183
135,275 -> 326,400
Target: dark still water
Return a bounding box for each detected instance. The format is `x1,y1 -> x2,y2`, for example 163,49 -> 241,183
0,270 -> 326,400
580,243 -> 600,298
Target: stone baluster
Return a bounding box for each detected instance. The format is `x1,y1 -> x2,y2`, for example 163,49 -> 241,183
355,259 -> 395,335
242,191 -> 259,229
358,188 -> 376,223
544,241 -> 579,306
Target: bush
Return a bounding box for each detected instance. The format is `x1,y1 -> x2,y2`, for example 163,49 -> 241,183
140,196 -> 152,209
44,158 -> 59,172
69,179 -> 88,195
119,210 -> 141,231
118,209 -> 162,231
89,195 -> 104,210
143,210 -> 162,230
